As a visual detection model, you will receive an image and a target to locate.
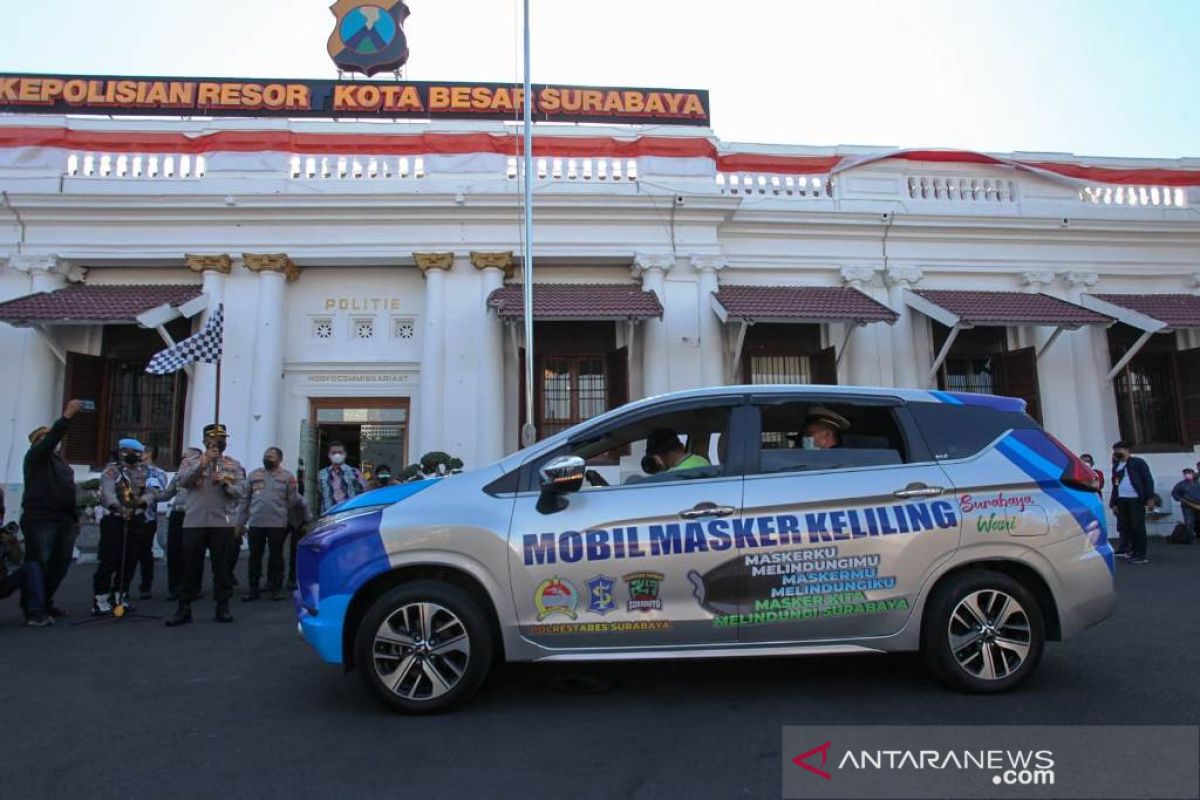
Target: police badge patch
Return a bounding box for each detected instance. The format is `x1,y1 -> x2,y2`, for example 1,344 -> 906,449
327,1 -> 411,77
585,575 -> 617,616
534,576 -> 579,621
623,571 -> 665,613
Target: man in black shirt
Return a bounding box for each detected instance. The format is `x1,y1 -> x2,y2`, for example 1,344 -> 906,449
20,399 -> 84,617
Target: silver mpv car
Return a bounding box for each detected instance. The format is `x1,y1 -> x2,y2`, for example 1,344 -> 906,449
295,386 -> 1116,713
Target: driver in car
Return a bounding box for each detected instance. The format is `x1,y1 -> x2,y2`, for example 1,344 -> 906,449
797,407 -> 850,450
645,428 -> 710,472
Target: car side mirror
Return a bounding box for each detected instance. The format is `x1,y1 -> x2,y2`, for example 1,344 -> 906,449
537,455 -> 585,514
539,455 -> 585,494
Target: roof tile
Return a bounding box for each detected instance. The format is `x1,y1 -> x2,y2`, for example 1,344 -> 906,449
1094,294 -> 1200,329
712,285 -> 898,323
914,289 -> 1111,326
0,284 -> 203,324
487,283 -> 662,320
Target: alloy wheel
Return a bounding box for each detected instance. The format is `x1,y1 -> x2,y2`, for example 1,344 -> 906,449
372,602 -> 471,701
947,589 -> 1032,681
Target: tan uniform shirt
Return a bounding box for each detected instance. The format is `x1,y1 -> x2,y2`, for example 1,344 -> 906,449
99,462 -> 154,517
177,453 -> 248,529
240,467 -> 304,528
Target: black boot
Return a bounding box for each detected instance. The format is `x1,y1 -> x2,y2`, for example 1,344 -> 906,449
242,586 -> 261,602
215,600 -> 234,623
164,603 -> 192,627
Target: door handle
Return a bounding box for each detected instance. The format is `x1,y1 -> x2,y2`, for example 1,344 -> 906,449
893,484 -> 945,499
679,502 -> 736,519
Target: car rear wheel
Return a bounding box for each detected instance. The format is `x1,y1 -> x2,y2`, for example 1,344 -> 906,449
922,569 -> 1045,693
354,580 -> 493,714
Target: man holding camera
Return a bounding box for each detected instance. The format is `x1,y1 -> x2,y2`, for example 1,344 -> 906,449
166,423 -> 247,626
21,398 -> 84,618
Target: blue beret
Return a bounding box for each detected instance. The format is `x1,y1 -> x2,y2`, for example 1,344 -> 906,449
118,438 -> 144,452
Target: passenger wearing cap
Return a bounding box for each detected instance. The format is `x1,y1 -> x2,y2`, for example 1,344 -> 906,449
644,428 -> 711,473
92,437 -> 155,616
798,406 -> 850,450
167,422 -> 247,626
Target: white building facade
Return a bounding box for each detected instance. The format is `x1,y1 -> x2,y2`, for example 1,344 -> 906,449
1,115 -> 1198,512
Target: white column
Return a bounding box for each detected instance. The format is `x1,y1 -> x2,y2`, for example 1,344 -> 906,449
472,251 -> 512,463
1064,271 -> 1107,453
691,254 -> 727,387
414,253 -> 452,459
840,266 -> 880,386
634,253 -> 674,397
243,254 -> 295,462
8,256 -> 80,474
184,254 -> 231,448
885,266 -> 924,388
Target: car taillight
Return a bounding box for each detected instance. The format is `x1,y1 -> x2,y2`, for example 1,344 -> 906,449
1043,432 -> 1100,492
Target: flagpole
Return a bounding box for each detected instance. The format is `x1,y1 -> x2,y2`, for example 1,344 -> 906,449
520,0 -> 536,448
215,357 -> 222,425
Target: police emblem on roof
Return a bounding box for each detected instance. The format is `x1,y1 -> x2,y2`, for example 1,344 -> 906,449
327,1 -> 411,77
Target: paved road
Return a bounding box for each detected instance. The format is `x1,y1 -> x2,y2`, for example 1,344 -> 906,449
4,542 -> 1198,800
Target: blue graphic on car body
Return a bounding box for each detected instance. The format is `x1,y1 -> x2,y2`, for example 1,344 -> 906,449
995,430 -> 1115,575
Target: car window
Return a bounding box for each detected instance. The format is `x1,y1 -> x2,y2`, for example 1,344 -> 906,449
907,402 -> 1039,460
751,399 -> 910,475
528,402 -> 739,491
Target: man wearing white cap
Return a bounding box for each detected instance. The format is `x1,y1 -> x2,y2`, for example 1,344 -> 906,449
798,406 -> 851,450
93,438 -> 155,616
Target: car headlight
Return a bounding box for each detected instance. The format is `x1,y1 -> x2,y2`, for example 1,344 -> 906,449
303,505 -> 390,547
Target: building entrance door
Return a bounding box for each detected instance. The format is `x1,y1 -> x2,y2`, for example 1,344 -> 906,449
305,398 -> 410,490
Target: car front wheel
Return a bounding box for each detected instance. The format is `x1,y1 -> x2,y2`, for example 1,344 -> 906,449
922,569 -> 1045,693
354,580 -> 494,714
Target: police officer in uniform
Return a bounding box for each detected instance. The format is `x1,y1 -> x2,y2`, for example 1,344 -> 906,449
285,487 -> 312,592
239,446 -> 307,601
159,446 -> 201,602
93,438 -> 155,616
166,424 -> 247,626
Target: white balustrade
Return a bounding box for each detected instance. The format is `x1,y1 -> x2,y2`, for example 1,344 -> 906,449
66,151 -> 205,179
504,155 -> 639,182
716,172 -> 832,197
906,175 -> 1017,202
1078,184 -> 1187,207
289,155 -> 426,180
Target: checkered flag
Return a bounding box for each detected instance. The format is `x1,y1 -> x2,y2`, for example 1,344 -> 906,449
146,304 -> 224,375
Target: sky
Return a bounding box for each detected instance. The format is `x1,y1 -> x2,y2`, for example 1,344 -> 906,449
0,0 -> 1197,158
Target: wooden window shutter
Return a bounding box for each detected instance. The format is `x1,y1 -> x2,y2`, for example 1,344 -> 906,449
1000,346 -> 1042,423
811,345 -> 838,385
62,352 -> 108,467
607,346 -> 629,411
1172,347 -> 1200,445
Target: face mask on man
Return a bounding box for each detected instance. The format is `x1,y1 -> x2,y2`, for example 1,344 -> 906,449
376,472 -> 391,484
330,453 -> 346,465
263,457 -> 279,470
